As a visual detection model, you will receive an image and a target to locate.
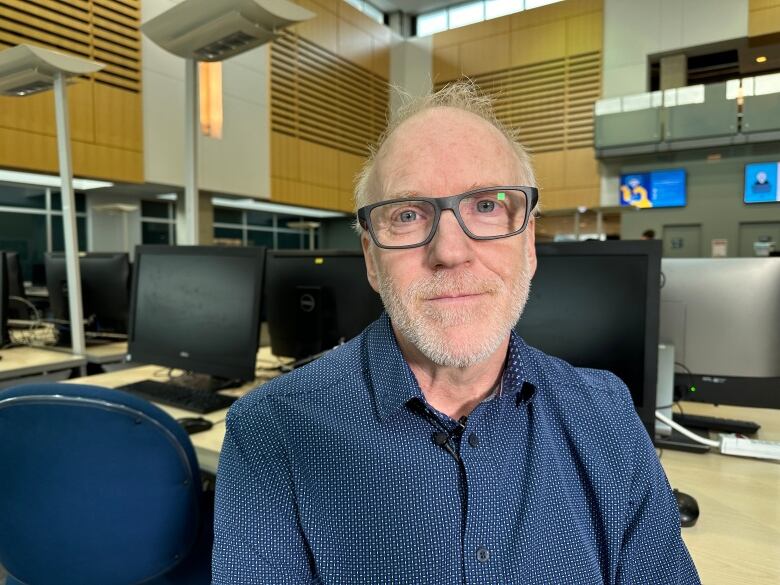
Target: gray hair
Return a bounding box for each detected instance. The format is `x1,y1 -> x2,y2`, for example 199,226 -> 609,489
352,80 -> 537,228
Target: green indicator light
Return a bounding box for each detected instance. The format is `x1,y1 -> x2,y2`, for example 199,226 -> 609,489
690,386 -> 697,392
497,192 -> 506,200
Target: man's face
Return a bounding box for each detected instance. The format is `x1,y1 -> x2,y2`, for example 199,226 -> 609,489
361,107 -> 537,368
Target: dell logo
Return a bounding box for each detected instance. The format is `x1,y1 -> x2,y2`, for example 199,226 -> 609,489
300,293 -> 316,312
180,351 -> 190,358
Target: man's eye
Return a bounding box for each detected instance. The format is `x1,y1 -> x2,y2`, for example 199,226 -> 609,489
476,200 -> 496,213
397,210 -> 418,222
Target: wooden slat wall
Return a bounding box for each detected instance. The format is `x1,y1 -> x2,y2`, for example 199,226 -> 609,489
0,0 -> 142,182
433,0 -> 603,212
749,0 -> 780,36
270,0 -> 392,212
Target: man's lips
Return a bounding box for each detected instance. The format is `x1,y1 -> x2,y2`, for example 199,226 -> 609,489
426,292 -> 486,301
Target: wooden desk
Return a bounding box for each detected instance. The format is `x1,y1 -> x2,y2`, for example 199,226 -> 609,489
83,341 -> 128,365
62,362 -> 780,584
0,346 -> 86,383
660,402 -> 780,585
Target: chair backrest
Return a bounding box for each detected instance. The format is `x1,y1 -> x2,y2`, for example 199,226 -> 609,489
0,383 -> 202,585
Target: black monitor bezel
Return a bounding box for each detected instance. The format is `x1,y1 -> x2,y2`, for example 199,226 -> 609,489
0,252 -> 9,347
264,249 -> 382,359
44,252 -> 131,333
127,245 -> 266,381
528,240 -> 662,439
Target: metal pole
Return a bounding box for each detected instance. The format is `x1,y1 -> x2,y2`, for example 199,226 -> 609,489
573,210 -> 581,241
596,210 -> 604,241
53,72 -> 86,355
184,58 -> 200,245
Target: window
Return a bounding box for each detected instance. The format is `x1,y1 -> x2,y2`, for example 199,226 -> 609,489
0,184 -> 88,284
417,10 -> 448,36
416,0 -> 564,36
485,0 -> 522,20
343,0 -> 384,24
213,206 -> 320,250
141,200 -> 176,245
449,2 -> 484,28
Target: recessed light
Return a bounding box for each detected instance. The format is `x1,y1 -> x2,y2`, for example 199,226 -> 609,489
756,56 -> 768,63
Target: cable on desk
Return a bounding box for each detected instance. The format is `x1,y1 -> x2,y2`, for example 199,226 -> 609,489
655,411 -> 720,448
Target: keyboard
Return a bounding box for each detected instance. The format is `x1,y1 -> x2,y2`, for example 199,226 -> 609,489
672,413 -> 760,435
720,435 -> 780,461
118,379 -> 237,414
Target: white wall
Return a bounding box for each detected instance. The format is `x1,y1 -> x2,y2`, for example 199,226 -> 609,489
389,35 -> 433,115
141,0 -> 271,199
602,0 -> 749,99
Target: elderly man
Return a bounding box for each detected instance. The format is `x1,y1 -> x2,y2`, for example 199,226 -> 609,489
212,83 -> 700,584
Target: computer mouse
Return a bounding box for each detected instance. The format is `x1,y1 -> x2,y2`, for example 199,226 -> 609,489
177,417 -> 214,435
674,489 -> 699,528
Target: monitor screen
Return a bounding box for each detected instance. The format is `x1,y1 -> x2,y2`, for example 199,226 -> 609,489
45,253 -> 131,334
744,161 -> 780,203
0,252 -> 9,347
620,168 -> 687,208
265,250 -> 383,360
515,241 -> 662,439
128,245 -> 266,381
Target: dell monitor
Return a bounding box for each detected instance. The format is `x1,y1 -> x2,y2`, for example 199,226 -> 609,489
660,258 -> 780,408
127,245 -> 266,382
515,240 -> 662,439
264,250 -> 384,361
45,252 -> 131,337
0,253 -> 9,347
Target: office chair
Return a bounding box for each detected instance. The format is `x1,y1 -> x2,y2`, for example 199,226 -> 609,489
0,383 -> 213,585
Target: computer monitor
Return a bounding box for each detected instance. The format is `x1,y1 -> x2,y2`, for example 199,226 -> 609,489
2,251 -> 27,320
264,250 -> 384,361
660,258 -> 780,408
0,252 -> 9,347
514,240 -> 662,439
45,253 -> 131,335
127,245 -> 266,382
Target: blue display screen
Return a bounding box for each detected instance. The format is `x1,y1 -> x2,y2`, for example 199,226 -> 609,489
744,162 -> 780,203
619,169 -> 687,208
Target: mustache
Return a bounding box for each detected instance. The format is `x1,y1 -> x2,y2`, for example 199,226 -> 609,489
405,269 -> 503,300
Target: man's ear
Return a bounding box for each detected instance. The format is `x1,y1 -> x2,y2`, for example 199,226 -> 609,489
525,216 -> 538,278
361,233 -> 380,293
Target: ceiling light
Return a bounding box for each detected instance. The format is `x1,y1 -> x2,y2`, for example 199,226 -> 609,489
0,169 -> 113,190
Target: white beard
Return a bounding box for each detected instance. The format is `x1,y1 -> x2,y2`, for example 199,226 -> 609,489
376,254 -> 532,368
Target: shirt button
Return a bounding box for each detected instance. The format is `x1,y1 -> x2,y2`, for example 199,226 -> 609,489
476,547 -> 490,563
468,433 -> 480,448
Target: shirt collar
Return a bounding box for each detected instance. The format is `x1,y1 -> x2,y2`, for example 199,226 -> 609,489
365,313 -> 539,422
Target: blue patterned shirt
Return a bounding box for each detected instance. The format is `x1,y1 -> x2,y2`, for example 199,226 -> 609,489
213,313 -> 700,584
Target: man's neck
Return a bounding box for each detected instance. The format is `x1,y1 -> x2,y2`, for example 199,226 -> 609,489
395,331 -> 509,420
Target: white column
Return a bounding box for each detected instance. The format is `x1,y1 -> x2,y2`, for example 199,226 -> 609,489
53,72 -> 86,355
184,58 -> 200,245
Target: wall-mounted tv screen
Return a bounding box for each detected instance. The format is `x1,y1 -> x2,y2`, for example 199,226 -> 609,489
620,169 -> 687,209
744,162 -> 780,204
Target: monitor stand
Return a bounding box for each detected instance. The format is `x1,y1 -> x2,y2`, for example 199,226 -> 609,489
167,372 -> 243,393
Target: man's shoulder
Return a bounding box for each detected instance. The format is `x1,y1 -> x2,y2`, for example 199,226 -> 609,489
228,331 -> 368,424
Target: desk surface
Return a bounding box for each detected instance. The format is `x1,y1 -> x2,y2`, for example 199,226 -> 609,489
0,346 -> 86,381
65,363 -> 779,584
660,402 -> 780,585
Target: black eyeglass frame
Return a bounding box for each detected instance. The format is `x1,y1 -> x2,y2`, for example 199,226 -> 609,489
357,185 -> 539,250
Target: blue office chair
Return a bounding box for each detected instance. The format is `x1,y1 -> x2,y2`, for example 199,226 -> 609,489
0,383 -> 213,585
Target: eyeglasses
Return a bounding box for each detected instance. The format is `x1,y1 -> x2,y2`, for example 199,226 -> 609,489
357,186 -> 539,250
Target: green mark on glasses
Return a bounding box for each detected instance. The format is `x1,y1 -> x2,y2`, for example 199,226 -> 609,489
497,192 -> 506,200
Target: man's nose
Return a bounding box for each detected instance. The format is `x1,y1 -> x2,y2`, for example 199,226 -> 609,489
425,209 -> 474,268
